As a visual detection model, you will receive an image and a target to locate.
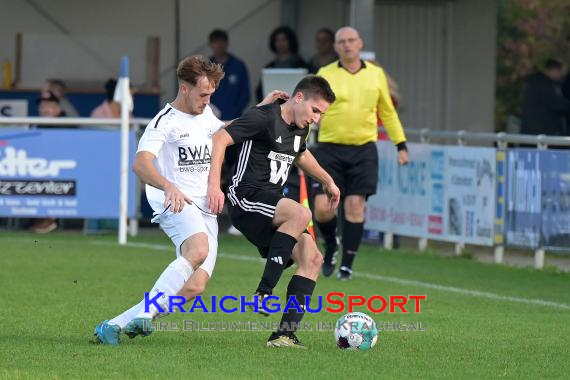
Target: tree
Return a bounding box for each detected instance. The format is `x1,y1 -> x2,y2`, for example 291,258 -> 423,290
496,0 -> 570,131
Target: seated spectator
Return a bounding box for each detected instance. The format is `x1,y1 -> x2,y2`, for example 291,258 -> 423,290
308,28 -> 338,74
255,26 -> 307,101
91,79 -> 120,118
42,79 -> 79,117
34,91 -> 74,128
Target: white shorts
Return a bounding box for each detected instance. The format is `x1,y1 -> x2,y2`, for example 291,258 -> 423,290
152,202 -> 218,277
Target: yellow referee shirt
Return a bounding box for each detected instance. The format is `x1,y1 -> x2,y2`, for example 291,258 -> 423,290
317,60 -> 406,146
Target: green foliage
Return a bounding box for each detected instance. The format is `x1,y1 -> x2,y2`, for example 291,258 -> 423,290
496,0 -> 570,131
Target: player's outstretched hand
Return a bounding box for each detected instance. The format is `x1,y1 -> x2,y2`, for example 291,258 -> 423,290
207,186 -> 225,214
164,182 -> 192,213
398,149 -> 409,165
257,90 -> 289,107
323,181 -> 340,211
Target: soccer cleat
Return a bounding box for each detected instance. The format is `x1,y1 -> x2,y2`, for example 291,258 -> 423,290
124,317 -> 154,339
337,266 -> 352,281
267,332 -> 306,349
93,320 -> 121,346
249,292 -> 272,316
322,262 -> 336,277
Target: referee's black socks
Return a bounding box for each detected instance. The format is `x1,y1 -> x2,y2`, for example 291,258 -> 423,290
340,220 -> 364,270
277,275 -> 316,335
256,231 -> 297,295
317,217 -> 337,262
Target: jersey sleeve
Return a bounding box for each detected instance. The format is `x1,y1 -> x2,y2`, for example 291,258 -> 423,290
137,121 -> 168,157
225,106 -> 270,144
206,105 -> 226,134
377,67 -> 406,145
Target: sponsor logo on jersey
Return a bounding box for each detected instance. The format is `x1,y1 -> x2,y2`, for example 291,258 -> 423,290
178,145 -> 211,166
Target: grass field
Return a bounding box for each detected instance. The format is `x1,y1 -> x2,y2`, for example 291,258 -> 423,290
1,231 -> 569,379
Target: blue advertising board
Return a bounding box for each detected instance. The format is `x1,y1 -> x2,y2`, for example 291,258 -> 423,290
0,128 -> 136,218
539,150 -> 570,249
505,150 -> 542,248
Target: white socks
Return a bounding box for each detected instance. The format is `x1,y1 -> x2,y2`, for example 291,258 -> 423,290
109,299 -> 146,329
108,256 -> 194,328
128,256 -> 194,320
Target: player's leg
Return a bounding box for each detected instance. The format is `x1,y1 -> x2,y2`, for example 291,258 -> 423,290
313,143 -> 344,277
125,214 -> 218,339
267,233 -> 322,348
338,142 -> 379,280
134,232 -> 207,319
179,214 -> 218,301
95,206 -> 208,344
338,195 -> 366,279
255,197 -> 311,296
314,194 -> 339,276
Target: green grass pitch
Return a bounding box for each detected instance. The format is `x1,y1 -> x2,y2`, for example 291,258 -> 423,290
1,231 -> 569,379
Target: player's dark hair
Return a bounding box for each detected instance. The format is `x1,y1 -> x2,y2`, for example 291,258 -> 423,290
293,75 -> 336,104
177,55 -> 225,88
209,29 -> 229,43
269,26 -> 299,54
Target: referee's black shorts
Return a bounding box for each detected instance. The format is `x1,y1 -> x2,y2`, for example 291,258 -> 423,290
312,142 -> 378,198
227,187 -> 295,268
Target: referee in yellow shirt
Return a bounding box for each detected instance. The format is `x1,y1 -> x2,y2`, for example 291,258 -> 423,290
315,27 -> 408,280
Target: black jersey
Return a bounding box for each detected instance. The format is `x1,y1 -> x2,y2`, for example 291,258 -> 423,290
225,102 -> 308,196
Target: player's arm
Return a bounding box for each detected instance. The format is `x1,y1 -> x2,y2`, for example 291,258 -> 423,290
222,90 -> 289,128
133,151 -> 191,213
377,68 -> 409,165
207,129 -> 235,213
294,149 -> 340,211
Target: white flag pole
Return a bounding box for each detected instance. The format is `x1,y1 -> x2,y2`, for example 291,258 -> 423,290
118,56 -> 130,245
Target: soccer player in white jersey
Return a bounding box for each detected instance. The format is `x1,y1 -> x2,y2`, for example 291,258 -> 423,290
94,55 -> 284,345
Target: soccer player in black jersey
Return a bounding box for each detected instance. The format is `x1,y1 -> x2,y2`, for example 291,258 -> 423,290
207,75 -> 340,348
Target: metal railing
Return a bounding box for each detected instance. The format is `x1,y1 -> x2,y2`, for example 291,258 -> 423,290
405,127 -> 570,149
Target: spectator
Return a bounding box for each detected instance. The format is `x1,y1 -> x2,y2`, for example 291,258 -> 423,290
520,59 -> 570,136
90,79 -> 120,118
29,91 -> 71,233
314,27 -> 408,280
562,69 -> 570,128
42,79 -> 79,117
208,29 -> 251,121
308,28 -> 338,74
255,26 -> 307,101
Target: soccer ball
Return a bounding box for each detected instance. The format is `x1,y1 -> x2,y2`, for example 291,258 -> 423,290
334,312 -> 378,351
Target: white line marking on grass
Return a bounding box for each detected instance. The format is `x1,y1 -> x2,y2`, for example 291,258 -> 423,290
92,241 -> 570,310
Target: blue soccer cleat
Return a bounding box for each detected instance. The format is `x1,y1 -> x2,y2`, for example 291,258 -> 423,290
93,320 -> 121,346
124,317 -> 154,339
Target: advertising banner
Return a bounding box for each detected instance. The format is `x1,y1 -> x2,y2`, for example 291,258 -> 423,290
505,150 -> 542,248
365,142 -> 496,246
0,128 -> 136,218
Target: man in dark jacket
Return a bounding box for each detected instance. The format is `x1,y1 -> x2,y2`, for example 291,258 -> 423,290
521,59 -> 570,136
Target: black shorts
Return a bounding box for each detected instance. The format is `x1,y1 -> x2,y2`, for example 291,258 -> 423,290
313,142 -> 378,197
228,188 -> 295,268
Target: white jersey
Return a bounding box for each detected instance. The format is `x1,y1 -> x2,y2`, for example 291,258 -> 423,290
137,104 -> 225,214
